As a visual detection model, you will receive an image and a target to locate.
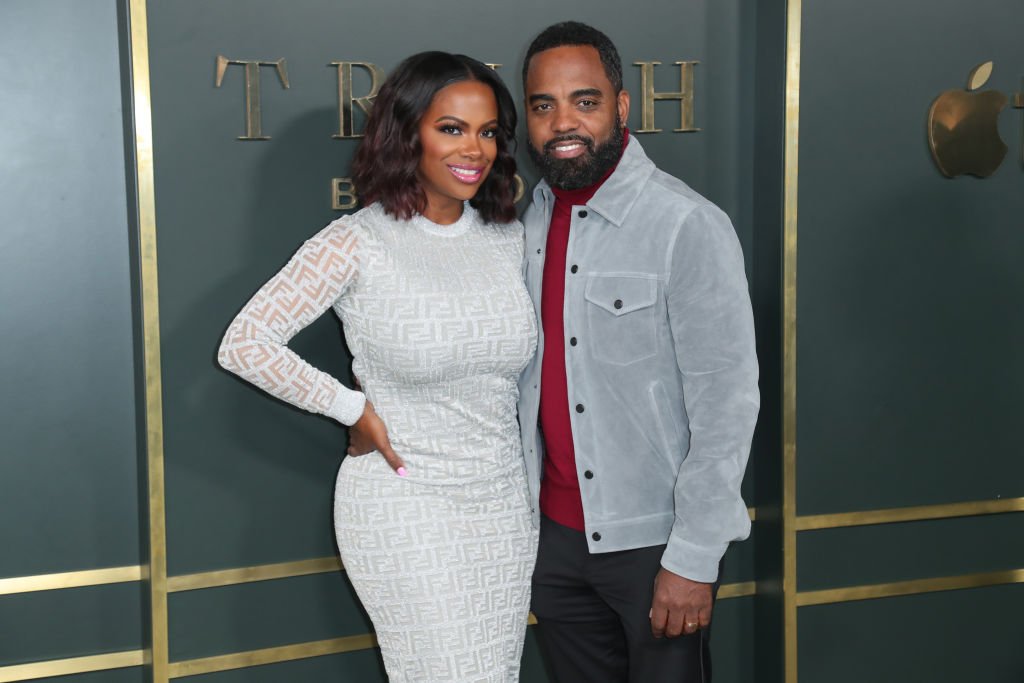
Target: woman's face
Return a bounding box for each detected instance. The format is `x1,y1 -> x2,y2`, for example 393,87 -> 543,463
416,79 -> 499,224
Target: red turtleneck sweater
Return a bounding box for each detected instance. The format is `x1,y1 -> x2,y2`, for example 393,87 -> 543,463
539,133 -> 627,531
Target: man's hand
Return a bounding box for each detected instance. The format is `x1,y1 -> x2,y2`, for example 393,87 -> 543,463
650,568 -> 713,638
348,401 -> 406,476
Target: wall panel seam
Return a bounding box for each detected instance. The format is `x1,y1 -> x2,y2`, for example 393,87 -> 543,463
782,0 -> 802,680
796,568 -> 1024,606
0,650 -> 145,683
0,566 -> 144,596
127,0 -> 169,680
795,497 -> 1024,531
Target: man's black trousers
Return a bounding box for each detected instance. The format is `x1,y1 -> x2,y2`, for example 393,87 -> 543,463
531,515 -> 718,683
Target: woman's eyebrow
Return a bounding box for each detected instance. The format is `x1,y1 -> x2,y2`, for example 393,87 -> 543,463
433,115 -> 498,126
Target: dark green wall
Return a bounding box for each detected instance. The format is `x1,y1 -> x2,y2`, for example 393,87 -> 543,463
0,0 -> 140,579
6,0 -> 1022,679
143,1 -> 776,681
0,0 -> 145,670
797,0 -> 1024,514
799,585 -> 1024,683
795,0 -> 1024,679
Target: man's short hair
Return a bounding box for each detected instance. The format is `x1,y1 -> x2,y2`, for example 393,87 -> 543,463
522,21 -> 623,93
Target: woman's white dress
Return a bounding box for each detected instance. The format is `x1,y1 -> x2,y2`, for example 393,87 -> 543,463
218,202 -> 539,682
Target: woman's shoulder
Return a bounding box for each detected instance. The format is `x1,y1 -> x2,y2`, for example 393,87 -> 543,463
310,203 -> 390,241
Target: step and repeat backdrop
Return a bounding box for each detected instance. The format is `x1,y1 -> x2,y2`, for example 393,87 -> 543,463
9,0 -> 1021,682
143,1 -> 766,681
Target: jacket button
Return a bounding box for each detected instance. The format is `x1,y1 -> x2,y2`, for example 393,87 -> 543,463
570,265 -> 578,274
592,532 -> 601,541
613,299 -> 623,309
584,470 -> 593,479
569,337 -> 577,346
575,404 -> 585,413
578,209 -> 588,218
536,248 -> 542,254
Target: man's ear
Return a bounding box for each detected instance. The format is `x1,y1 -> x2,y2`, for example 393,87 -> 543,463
617,89 -> 630,126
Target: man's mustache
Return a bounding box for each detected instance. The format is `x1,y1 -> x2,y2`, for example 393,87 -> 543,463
543,135 -> 594,155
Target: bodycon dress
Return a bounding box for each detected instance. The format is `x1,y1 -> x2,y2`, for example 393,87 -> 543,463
218,202 -> 539,682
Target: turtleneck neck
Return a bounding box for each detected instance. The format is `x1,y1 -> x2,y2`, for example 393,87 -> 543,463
537,128 -> 628,531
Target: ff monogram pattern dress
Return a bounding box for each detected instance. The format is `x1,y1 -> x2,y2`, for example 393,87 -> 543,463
218,202 -> 539,682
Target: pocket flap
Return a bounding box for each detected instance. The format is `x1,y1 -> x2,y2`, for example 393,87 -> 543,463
584,275 -> 657,316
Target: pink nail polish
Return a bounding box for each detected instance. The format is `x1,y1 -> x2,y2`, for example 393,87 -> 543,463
396,467 -> 407,477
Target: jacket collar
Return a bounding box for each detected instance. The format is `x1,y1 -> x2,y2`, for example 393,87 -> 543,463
531,134 -> 655,227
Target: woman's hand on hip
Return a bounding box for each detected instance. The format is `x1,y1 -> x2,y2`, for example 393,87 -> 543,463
348,401 -> 406,476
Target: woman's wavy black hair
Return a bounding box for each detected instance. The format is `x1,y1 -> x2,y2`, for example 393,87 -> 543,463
351,51 -> 518,224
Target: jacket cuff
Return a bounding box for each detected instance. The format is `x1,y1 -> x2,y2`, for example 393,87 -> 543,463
325,388 -> 366,427
661,533 -> 728,584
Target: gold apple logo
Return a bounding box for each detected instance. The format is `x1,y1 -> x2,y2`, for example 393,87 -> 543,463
928,61 -> 1008,178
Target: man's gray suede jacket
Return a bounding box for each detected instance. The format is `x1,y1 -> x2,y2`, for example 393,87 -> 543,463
517,135 -> 759,583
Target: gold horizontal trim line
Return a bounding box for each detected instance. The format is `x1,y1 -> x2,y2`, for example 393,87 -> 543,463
164,580 -> 753,677
795,496 -> 1024,531
167,634 -> 376,678
718,580 -> 757,600
0,650 -> 145,683
166,578 -> 753,678
0,565 -> 144,596
796,568 -> 1024,607
747,506 -> 757,522
168,557 -> 342,593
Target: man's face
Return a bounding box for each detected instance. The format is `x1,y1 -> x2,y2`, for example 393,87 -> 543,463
524,45 -> 630,190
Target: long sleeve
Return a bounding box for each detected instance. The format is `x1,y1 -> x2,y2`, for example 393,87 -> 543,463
661,203 -> 760,583
217,219 -> 366,426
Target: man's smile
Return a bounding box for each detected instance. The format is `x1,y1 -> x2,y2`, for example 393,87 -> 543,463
545,136 -> 593,159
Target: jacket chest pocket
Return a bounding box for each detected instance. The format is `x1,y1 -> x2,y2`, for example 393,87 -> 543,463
583,274 -> 659,365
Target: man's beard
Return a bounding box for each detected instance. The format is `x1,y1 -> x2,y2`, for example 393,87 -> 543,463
528,118 -> 624,191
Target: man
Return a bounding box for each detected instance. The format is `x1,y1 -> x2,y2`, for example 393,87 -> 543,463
518,21 -> 759,682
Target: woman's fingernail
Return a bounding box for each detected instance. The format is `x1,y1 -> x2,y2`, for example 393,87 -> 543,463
396,467 -> 407,477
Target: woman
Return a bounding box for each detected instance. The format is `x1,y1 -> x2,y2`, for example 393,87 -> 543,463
218,52 -> 538,682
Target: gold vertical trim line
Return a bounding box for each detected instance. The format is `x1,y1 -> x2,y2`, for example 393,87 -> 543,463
795,568 -> 1024,607
782,0 -> 802,681
795,496 -> 1024,531
0,650 -> 145,683
127,0 -> 168,680
167,635 -> 378,678
168,556 -> 343,592
0,565 -> 144,595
